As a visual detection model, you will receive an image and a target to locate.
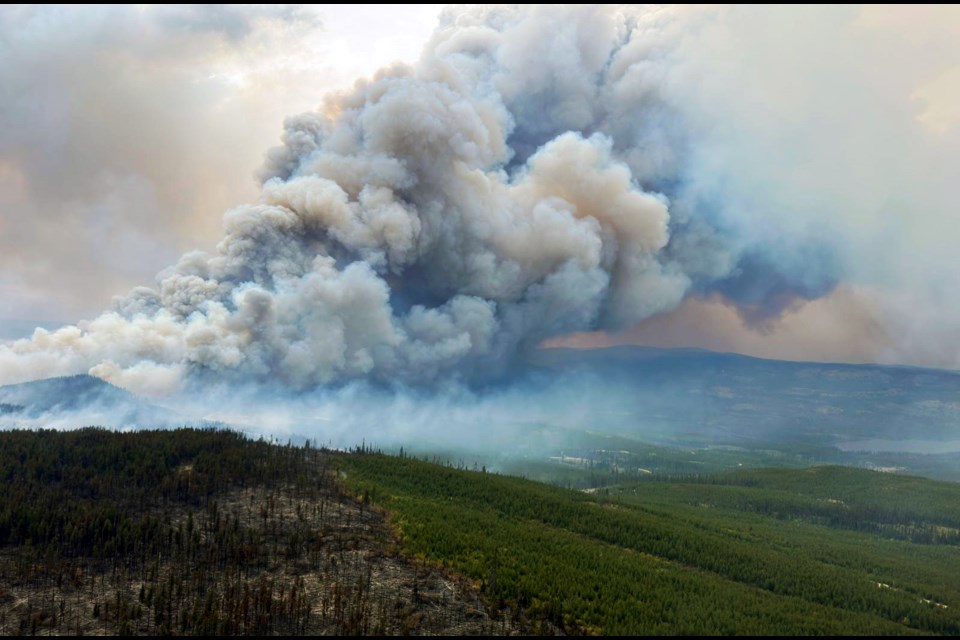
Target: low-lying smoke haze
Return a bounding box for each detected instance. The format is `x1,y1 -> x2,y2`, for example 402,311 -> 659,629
1,5 -> 959,403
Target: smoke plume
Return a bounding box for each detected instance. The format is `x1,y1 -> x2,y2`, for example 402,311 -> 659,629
4,5 -> 917,394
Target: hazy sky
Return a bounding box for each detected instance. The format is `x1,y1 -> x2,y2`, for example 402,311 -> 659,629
2,4 -> 959,381
0,4 -> 441,328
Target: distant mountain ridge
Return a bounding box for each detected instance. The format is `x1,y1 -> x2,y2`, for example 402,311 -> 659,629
0,374 -> 181,428
0,374 -> 139,413
530,346 -> 960,448
533,344 -> 960,377
5,347 -> 960,448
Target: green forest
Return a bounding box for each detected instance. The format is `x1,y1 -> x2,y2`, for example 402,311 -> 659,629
2,427 -> 960,635
341,452 -> 960,635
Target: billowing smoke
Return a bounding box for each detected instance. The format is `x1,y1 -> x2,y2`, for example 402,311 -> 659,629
0,5 -> 847,393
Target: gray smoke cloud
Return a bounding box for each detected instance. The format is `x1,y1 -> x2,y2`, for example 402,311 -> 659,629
7,5 -> 937,394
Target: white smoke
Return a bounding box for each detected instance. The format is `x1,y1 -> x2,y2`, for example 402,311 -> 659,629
7,5 -> 952,394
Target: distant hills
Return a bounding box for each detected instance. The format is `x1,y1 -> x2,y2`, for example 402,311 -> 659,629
0,374 -> 181,429
530,346 -> 960,450
4,347 -> 960,453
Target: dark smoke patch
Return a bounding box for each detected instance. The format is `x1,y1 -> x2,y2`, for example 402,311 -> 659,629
711,249 -> 840,330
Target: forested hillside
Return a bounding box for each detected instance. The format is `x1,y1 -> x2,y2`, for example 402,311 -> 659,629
342,452 -> 960,635
0,428 -> 505,636
3,427 -> 960,635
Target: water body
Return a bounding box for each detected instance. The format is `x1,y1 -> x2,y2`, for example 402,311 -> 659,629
836,438 -> 960,454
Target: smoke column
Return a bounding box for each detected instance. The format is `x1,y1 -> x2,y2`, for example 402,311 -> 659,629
0,5 -> 841,393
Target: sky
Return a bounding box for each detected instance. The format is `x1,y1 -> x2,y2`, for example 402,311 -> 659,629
1,4 -> 959,393
0,4 -> 442,330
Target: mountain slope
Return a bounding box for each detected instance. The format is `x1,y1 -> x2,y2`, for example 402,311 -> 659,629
530,346 -> 960,448
0,428 -> 508,636
0,374 -> 180,428
343,450 -> 960,635
3,427 -> 960,634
